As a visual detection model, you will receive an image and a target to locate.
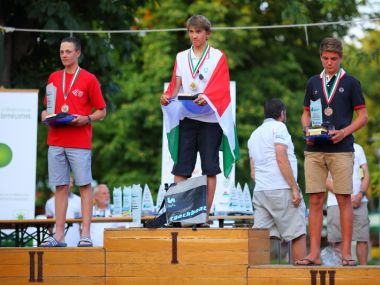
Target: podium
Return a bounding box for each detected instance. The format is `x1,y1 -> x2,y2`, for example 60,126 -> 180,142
1,228 -> 379,285
0,247 -> 104,285
104,228 -> 269,285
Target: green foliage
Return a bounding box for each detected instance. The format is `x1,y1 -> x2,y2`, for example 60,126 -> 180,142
3,0 -> 376,204
345,30 -> 380,203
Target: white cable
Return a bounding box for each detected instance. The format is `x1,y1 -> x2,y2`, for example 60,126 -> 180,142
0,17 -> 379,34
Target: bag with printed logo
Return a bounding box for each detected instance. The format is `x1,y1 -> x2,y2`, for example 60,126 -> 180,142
165,175 -> 208,227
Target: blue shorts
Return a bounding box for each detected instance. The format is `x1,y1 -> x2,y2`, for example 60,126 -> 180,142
48,146 -> 92,187
172,118 -> 222,177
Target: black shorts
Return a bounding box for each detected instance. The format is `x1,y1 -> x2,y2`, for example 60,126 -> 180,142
172,118 -> 223,177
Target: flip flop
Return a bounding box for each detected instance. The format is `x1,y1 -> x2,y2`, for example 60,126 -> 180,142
342,258 -> 357,266
294,258 -> 321,266
39,236 -> 67,247
77,236 -> 93,247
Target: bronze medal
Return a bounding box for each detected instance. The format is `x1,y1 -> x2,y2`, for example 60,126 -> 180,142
324,106 -> 333,116
61,104 -> 69,113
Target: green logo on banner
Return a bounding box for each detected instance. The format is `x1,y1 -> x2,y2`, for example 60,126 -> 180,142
0,143 -> 12,167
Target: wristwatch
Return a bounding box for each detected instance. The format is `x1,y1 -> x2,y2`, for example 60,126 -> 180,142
87,115 -> 92,124
359,191 -> 366,197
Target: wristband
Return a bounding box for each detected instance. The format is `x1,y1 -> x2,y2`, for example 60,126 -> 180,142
360,191 -> 366,196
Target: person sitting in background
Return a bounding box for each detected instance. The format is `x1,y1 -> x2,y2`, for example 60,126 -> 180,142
45,176 -> 81,247
91,184 -> 125,246
326,143 -> 370,265
93,184 -> 113,217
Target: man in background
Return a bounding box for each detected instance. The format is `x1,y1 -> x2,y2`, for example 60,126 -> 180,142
91,184 -> 125,246
248,98 -> 306,263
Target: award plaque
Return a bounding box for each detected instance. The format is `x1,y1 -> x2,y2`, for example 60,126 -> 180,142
304,122 -> 333,141
178,93 -> 200,101
43,112 -> 76,126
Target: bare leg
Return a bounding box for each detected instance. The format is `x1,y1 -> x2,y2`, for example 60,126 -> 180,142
79,184 -> 93,238
295,192 -> 324,264
291,234 -> 307,263
356,241 -> 368,265
336,194 -> 353,261
207,175 -> 217,215
54,185 -> 69,242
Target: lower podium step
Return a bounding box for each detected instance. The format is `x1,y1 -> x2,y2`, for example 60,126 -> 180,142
0,247 -> 105,285
104,228 -> 269,285
248,265 -> 380,285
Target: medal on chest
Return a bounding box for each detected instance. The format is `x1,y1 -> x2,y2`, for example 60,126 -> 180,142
61,66 -> 81,113
188,44 -> 210,92
320,68 -> 345,117
324,106 -> 333,116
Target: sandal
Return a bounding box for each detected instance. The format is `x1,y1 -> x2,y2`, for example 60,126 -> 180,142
77,236 -> 93,247
40,236 -> 67,247
294,258 -> 321,266
342,258 -> 357,266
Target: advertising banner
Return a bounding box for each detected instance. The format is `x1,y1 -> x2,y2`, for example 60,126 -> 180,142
0,89 -> 39,219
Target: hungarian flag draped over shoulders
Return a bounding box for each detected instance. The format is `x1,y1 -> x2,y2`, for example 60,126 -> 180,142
162,49 -> 240,177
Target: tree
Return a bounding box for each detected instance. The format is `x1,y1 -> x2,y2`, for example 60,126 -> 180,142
0,0 -> 142,202
96,0 -> 362,193
345,30 -> 380,203
0,0 -> 367,202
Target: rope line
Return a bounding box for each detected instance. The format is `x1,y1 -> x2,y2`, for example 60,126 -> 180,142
0,17 -> 379,34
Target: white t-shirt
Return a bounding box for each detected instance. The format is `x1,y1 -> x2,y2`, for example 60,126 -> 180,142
45,193 -> 81,246
327,143 -> 368,206
175,47 -> 223,123
248,118 -> 298,191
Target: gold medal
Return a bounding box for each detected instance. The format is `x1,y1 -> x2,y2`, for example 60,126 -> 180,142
324,106 -> 333,116
61,104 -> 69,113
189,81 -> 197,91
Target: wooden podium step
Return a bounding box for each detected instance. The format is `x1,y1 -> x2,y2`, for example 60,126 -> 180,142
104,228 -> 269,285
248,265 -> 380,285
1,228 -> 379,285
0,247 -> 105,285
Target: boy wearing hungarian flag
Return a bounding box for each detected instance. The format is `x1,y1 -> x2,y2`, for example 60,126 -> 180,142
160,15 -> 239,221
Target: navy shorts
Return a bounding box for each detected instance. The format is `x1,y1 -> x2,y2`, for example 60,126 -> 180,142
172,118 -> 223,177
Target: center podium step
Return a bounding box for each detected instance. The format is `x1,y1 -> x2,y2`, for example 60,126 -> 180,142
104,228 -> 269,285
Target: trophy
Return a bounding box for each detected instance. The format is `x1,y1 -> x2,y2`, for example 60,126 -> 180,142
306,99 -> 333,139
46,83 -> 57,114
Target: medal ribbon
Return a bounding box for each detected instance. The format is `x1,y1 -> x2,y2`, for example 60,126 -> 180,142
62,66 -> 81,100
188,44 -> 210,78
321,68 -> 345,105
